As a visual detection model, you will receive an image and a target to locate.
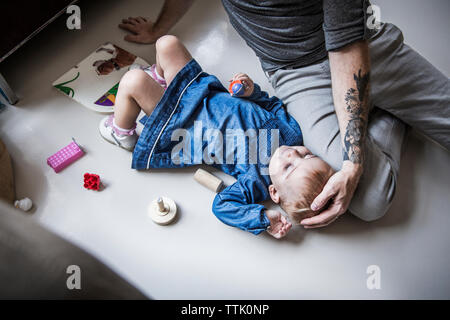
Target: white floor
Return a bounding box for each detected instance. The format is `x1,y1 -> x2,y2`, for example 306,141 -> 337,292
1,0 -> 450,299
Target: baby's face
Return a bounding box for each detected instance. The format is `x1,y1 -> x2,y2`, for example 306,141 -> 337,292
269,146 -> 333,215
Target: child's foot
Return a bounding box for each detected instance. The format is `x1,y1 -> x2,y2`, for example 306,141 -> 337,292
99,115 -> 138,151
265,210 -> 292,239
129,63 -> 167,89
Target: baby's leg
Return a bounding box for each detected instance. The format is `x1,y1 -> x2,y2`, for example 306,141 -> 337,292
114,35 -> 192,129
114,69 -> 164,129
154,35 -> 192,86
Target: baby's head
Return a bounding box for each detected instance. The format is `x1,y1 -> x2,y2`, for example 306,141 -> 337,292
268,146 -> 335,224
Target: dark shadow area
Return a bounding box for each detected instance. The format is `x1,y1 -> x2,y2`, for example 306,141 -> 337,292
0,130 -> 49,217
0,201 -> 147,299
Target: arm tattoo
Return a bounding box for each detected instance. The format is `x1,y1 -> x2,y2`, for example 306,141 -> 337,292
342,69 -> 370,163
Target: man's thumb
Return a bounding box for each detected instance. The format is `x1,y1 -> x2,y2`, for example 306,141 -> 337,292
311,188 -> 333,211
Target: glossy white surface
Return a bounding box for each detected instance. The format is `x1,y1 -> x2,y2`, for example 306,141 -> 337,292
0,0 -> 449,299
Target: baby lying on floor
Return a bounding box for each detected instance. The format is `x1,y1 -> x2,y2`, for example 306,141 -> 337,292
98,35 -> 335,239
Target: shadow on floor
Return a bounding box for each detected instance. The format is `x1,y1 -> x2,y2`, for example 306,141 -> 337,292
0,133 -> 49,215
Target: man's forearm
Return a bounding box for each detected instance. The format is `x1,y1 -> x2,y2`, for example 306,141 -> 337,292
154,0 -> 196,36
329,40 -> 370,172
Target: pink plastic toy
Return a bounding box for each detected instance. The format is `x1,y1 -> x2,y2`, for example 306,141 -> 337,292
47,138 -> 84,173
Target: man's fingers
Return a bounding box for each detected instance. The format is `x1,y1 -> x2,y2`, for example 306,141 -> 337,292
303,215 -> 339,229
300,205 -> 340,226
119,23 -> 138,34
130,17 -> 143,25
122,17 -> 146,25
311,184 -> 335,211
123,17 -> 138,25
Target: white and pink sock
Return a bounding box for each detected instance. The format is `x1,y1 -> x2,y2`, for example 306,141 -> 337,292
106,115 -> 136,136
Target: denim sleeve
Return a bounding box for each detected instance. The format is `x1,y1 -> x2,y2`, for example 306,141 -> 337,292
246,83 -> 284,114
323,0 -> 369,51
212,175 -> 271,235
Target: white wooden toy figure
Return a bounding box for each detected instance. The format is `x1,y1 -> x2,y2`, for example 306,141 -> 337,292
148,196 -> 177,225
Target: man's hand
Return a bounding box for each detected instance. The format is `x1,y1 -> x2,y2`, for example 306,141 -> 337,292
229,73 -> 254,97
119,1 -> 196,44
119,17 -> 162,44
265,209 -> 292,239
300,162 -> 362,228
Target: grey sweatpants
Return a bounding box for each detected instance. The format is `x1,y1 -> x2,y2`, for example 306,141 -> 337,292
268,23 -> 450,221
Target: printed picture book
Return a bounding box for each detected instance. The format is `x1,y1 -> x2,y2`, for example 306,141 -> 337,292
53,42 -> 150,113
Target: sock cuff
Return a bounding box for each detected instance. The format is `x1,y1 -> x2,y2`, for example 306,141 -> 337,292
113,118 -> 136,132
152,64 -> 165,82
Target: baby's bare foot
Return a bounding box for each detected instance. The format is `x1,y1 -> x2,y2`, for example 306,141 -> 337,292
265,210 -> 292,239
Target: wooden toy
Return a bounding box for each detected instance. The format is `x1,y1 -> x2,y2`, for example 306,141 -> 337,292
194,168 -> 224,193
148,196 -> 177,225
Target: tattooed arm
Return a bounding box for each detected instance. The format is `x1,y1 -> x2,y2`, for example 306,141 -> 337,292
340,69 -> 370,164
301,40 -> 370,228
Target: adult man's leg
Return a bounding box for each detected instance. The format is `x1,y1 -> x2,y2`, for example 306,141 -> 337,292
369,23 -> 450,151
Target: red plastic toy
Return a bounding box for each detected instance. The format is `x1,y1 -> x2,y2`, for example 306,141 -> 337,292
83,173 -> 101,191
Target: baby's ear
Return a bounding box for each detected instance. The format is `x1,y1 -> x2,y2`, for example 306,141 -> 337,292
268,184 -> 280,204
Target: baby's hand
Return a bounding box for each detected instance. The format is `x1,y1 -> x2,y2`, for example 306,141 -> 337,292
265,209 -> 292,239
229,73 -> 254,97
